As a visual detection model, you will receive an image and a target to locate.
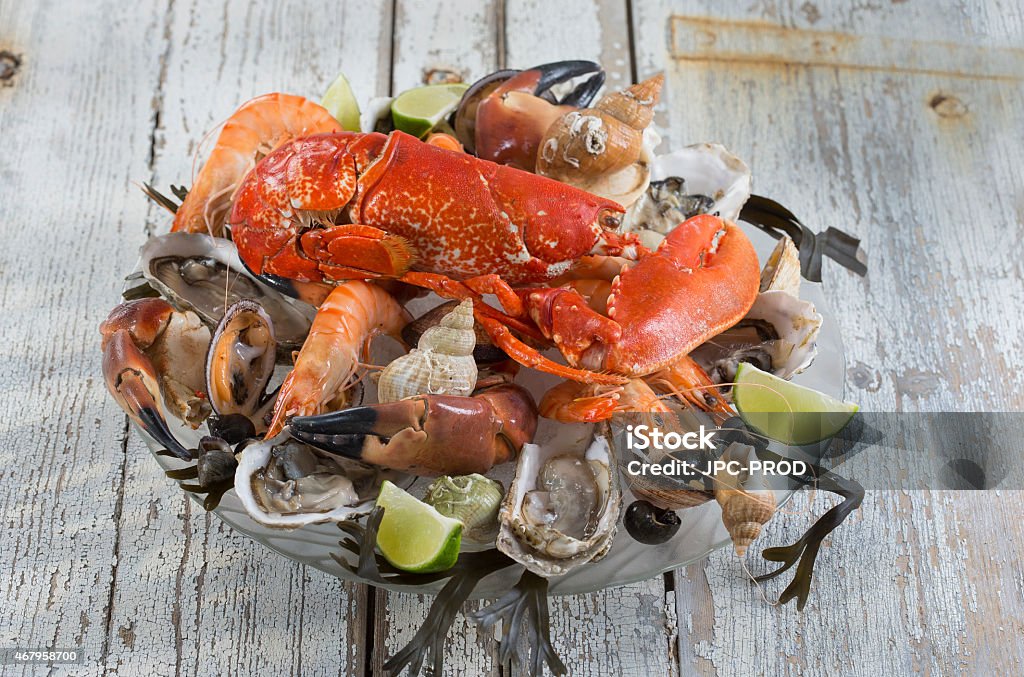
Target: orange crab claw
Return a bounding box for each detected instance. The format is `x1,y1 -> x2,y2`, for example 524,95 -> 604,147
603,214 -> 761,375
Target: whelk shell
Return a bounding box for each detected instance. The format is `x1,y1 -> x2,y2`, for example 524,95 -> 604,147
377,299 -> 478,403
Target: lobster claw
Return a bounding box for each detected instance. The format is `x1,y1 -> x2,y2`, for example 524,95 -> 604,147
102,329 -> 192,460
289,384 -> 537,476
474,60 -> 605,171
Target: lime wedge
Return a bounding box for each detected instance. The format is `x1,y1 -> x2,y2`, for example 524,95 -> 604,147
375,480 -> 463,573
322,72 -> 362,131
391,83 -> 469,138
733,363 -> 859,445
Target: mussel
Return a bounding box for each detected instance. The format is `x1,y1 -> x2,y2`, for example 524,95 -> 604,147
205,299 -> 277,432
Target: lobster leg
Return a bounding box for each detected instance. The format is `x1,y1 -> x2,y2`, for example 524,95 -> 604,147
300,224 -> 416,280
398,272 -> 628,386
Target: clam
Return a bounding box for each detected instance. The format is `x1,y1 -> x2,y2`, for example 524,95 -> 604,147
624,143 -> 751,249
759,235 -> 801,298
205,299 -> 277,432
235,432 -> 398,528
496,424 -> 621,577
139,232 -> 314,353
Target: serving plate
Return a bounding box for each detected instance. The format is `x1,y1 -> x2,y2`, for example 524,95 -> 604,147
133,220 -> 845,597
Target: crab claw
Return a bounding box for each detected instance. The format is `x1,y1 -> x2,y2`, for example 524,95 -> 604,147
102,329 -> 192,460
289,384 -> 537,476
474,60 -> 604,171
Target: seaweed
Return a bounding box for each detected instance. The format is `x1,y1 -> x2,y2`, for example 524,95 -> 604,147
140,183 -> 189,214
160,454 -> 234,511
740,194 -> 867,282
334,508 -> 566,677
472,571 -> 567,676
754,450 -> 865,610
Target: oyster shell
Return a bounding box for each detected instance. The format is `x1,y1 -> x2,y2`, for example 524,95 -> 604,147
692,290 -> 822,389
496,424 -> 621,577
624,143 -> 751,249
235,432 -> 396,528
140,232 -> 314,353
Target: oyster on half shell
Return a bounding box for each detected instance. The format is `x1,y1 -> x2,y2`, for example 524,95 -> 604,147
624,142 -> 751,249
496,424 -> 621,577
692,237 -> 821,391
235,432 -> 400,528
140,232 -> 314,353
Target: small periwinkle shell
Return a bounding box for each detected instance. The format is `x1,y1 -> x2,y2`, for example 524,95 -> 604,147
424,473 -> 504,542
624,500 -> 681,545
195,436 -> 239,487
207,413 -> 256,445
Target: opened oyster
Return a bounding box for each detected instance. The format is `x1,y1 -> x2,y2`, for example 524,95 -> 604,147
624,142 -> 751,249
235,432 -> 396,528
139,232 -> 314,352
692,237 -> 821,390
496,424 -> 621,577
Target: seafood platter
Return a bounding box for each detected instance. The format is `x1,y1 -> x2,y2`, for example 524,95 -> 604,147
102,61 -> 861,673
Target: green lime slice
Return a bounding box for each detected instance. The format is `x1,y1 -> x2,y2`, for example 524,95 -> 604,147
391,83 -> 469,138
322,72 -> 362,131
375,480 -> 463,573
733,363 -> 859,445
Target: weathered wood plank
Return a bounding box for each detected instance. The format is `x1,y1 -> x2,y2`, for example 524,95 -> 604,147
98,1 -> 393,675
631,1 -> 1024,674
0,1 -> 168,674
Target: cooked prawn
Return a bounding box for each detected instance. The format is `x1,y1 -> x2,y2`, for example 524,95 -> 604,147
265,281 -> 407,437
540,377 -> 670,423
173,93 -> 342,236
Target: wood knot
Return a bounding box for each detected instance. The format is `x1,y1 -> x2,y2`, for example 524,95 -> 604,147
928,93 -> 967,119
0,50 -> 21,86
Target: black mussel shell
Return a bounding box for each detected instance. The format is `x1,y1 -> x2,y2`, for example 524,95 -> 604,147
624,500 -> 682,545
207,413 -> 256,445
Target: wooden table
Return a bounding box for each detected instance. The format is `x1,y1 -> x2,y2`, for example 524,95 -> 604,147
2,1 -> 1022,674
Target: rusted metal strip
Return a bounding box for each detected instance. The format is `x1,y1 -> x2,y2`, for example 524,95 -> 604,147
670,16 -> 1024,80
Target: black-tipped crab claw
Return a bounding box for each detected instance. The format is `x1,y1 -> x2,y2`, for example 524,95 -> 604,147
471,60 -> 605,171
289,384 -> 538,476
100,298 -> 211,460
